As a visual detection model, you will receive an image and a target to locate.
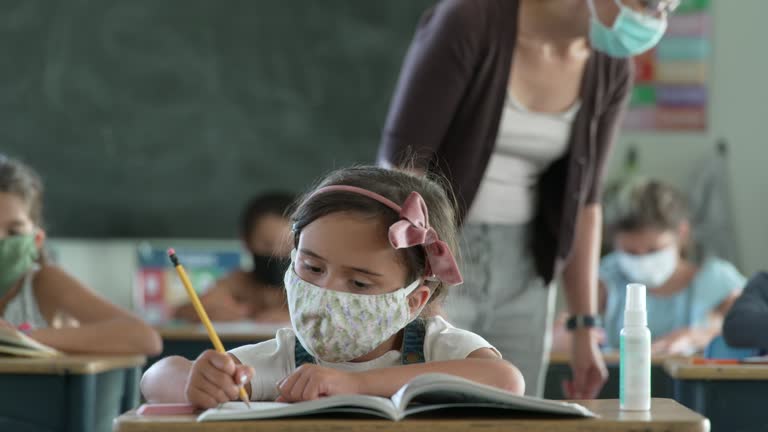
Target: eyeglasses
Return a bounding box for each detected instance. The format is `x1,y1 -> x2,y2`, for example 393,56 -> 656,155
638,0 -> 681,14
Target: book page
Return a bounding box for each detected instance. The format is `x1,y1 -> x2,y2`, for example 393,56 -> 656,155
392,373 -> 595,418
198,395 -> 398,422
0,328 -> 60,357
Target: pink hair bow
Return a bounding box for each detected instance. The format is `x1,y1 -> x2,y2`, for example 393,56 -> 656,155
309,186 -> 464,286
388,192 -> 463,285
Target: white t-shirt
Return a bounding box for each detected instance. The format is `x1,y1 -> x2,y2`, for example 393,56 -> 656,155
229,316 -> 498,401
467,93 -> 579,225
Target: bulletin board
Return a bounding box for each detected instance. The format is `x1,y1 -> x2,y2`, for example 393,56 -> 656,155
134,246 -> 242,323
624,0 -> 711,131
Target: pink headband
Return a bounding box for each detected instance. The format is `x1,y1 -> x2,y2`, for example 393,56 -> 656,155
308,185 -> 463,285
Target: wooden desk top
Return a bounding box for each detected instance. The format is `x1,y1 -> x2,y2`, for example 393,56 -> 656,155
114,398 -> 708,432
664,358 -> 768,380
0,355 -> 146,375
156,322 -> 286,342
549,351 -> 679,366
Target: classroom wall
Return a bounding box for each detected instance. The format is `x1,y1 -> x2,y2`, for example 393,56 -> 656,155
604,0 -> 768,278
54,0 -> 768,309
0,0 -> 434,238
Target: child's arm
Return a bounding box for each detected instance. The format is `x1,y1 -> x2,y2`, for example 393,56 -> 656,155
276,348 -> 524,402
652,289 -> 742,354
141,351 -> 253,407
28,265 -> 162,355
141,356 -> 195,403
723,273 -> 768,349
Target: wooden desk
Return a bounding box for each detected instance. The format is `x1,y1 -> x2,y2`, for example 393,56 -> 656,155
544,352 -> 680,400
0,355 -> 146,432
149,322 -> 285,368
114,398 -> 708,432
665,358 -> 768,432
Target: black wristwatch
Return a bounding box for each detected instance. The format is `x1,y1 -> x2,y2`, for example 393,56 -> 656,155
565,315 -> 602,331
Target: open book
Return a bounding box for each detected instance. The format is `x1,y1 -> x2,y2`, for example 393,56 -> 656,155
0,327 -> 60,358
198,373 -> 595,422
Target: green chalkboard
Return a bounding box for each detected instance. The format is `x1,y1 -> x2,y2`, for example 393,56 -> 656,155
0,0 -> 434,237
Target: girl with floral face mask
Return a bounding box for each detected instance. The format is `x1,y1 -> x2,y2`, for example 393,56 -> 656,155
591,180 -> 743,355
141,166 -> 525,407
0,156 -> 162,355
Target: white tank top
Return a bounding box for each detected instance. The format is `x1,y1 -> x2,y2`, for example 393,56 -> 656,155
2,267 -> 48,329
467,92 -> 580,225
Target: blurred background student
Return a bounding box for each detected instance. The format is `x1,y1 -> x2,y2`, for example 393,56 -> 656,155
173,192 -> 294,323
553,179 -> 744,355
0,156 -> 162,355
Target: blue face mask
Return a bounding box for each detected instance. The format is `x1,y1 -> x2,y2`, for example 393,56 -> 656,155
588,0 -> 668,58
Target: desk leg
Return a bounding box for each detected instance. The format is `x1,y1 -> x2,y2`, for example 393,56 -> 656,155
673,378 -> 707,414
67,374 -> 96,432
697,380 -> 768,432
121,367 -> 141,412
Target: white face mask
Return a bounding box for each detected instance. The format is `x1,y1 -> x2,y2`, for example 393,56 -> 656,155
284,253 -> 424,363
616,246 -> 678,287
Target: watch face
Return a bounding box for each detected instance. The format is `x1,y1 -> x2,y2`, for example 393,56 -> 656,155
567,315 -> 600,330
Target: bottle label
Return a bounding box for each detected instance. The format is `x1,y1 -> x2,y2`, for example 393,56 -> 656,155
620,333 -> 651,407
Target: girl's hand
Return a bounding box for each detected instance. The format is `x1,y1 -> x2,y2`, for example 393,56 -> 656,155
185,350 -> 254,408
652,329 -> 696,355
0,319 -> 14,330
276,364 -> 362,402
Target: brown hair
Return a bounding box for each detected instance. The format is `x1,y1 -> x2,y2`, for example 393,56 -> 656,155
290,166 -> 460,305
239,191 -> 295,240
612,179 -> 688,233
0,156 -> 44,227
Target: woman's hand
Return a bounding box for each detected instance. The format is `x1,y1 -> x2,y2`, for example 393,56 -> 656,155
551,314 -> 605,353
563,329 -> 608,399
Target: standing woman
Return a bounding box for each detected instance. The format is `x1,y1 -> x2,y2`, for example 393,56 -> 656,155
378,0 -> 675,396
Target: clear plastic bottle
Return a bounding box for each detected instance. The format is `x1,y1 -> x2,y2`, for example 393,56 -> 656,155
620,283 -> 651,411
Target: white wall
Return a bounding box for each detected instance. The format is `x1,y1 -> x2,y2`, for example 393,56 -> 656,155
604,0 -> 768,277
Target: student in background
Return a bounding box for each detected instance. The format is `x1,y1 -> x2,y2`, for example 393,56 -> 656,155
142,166 -> 524,407
601,180 -> 744,354
0,156 -> 162,355
552,179 -> 744,355
722,272 -> 768,350
173,193 -> 294,323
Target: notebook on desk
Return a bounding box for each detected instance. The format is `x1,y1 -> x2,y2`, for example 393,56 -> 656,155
0,327 -> 60,358
195,373 -> 595,422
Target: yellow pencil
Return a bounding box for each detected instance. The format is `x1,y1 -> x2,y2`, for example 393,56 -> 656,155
167,248 -> 251,407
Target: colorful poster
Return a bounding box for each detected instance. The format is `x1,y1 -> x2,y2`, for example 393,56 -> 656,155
134,246 -> 242,324
624,0 -> 711,131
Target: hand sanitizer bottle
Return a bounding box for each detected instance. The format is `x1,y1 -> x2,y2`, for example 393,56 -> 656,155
620,283 -> 651,411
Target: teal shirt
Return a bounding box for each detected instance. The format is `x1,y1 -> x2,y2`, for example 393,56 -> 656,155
600,254 -> 746,350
